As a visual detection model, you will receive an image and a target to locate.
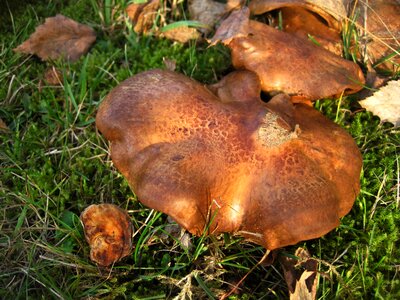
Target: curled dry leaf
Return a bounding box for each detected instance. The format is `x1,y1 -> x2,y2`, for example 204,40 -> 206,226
43,67 -> 63,86
189,0 -> 246,35
211,7 -> 365,101
162,26 -> 200,43
189,0 -> 226,34
80,204 -> 133,266
126,0 -> 160,34
159,216 -> 193,251
249,0 -> 349,30
280,248 -> 318,300
359,80 -> 400,127
353,0 -> 400,72
14,14 -> 96,62
96,69 -> 362,250
0,118 -> 10,132
163,57 -> 177,71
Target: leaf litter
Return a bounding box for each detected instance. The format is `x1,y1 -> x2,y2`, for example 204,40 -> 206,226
14,14 -> 96,62
359,80 -> 400,127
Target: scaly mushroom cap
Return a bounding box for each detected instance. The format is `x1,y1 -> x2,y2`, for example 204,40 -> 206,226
96,69 -> 362,250
210,7 -> 365,101
80,204 -> 133,266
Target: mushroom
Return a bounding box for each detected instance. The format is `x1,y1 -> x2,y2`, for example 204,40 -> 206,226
96,69 -> 362,250
249,0 -> 349,31
249,0 -> 345,55
80,204 -> 133,266
210,7 -> 365,102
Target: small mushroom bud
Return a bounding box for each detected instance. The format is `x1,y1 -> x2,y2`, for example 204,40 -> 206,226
80,204 -> 133,266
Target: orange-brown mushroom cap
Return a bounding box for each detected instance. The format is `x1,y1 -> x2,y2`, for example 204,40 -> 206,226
210,7 -> 365,101
96,69 -> 362,250
80,204 -> 133,266
249,0 -> 349,31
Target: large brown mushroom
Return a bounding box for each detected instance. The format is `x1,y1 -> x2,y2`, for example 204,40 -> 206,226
96,69 -> 362,250
210,7 -> 365,102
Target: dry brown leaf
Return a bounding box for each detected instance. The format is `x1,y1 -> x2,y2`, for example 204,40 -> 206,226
163,57 -> 177,71
14,14 -> 96,62
189,0 -> 226,34
359,80 -> 400,127
280,248 -> 318,300
159,216 -> 193,251
43,67 -> 63,86
126,0 -> 160,34
208,7 -> 250,46
0,118 -> 10,132
80,203 -> 133,266
126,2 -> 144,22
162,26 -> 200,43
353,0 -> 400,73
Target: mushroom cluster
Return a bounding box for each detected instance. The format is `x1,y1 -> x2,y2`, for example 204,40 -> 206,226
83,2 -> 367,266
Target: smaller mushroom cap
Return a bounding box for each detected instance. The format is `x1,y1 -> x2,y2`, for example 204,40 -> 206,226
210,7 -> 365,101
80,204 -> 133,266
249,0 -> 349,31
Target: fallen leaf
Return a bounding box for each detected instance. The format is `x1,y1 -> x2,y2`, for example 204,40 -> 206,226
208,7 -> 250,46
80,203 -> 133,266
280,248 -> 318,300
162,25 -> 200,43
43,67 -> 63,86
163,57 -> 177,71
159,216 -> 193,251
359,80 -> 400,127
126,0 -> 160,34
354,0 -> 400,73
14,14 -> 96,62
189,0 -> 226,34
0,118 -> 10,132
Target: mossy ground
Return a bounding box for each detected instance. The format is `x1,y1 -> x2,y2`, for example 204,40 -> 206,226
1,1 -> 399,299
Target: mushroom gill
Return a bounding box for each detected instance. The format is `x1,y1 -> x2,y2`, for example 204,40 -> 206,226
96,69 -> 362,250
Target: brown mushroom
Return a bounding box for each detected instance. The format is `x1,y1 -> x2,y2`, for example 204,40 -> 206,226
249,0 -> 349,31
80,204 -> 133,266
96,69 -> 362,250
210,7 -> 365,102
249,0 -> 348,55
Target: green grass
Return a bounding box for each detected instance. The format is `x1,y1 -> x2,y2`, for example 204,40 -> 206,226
1,1 -> 399,299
